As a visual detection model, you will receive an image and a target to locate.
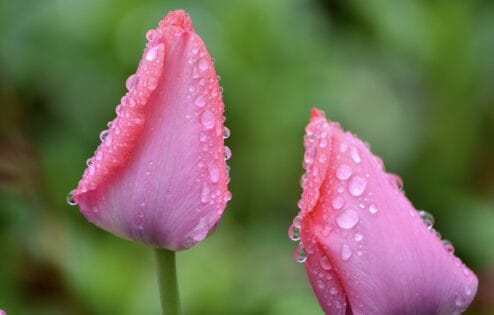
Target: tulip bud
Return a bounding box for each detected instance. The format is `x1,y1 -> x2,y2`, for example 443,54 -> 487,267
290,108 -> 478,314
69,10 -> 231,250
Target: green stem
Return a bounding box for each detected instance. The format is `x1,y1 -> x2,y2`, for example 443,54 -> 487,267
155,248 -> 181,315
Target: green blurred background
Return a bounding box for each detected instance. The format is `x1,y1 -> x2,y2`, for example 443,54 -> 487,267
1,0 -> 493,314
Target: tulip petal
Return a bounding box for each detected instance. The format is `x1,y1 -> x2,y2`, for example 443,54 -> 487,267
73,10 -> 230,250
295,108 -> 478,314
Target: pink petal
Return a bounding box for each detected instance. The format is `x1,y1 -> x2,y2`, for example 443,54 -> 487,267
72,10 -> 231,250
291,108 -> 478,314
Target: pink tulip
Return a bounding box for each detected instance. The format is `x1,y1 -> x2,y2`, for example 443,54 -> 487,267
70,10 -> 231,250
0,309 -> 5,315
289,108 -> 478,314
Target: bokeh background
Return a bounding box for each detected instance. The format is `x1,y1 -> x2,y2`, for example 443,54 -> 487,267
1,0 -> 493,314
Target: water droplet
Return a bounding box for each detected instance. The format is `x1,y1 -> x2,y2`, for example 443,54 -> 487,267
294,244 -> 307,263
194,95 -> 206,107
86,158 -> 93,166
304,147 -> 316,165
200,110 -> 215,130
354,232 -> 363,242
99,130 -> 109,141
146,29 -> 158,42
208,165 -> 220,183
368,204 -> 378,214
198,58 -> 209,71
223,127 -> 230,139
317,279 -> 325,289
330,287 -> 338,295
348,176 -> 367,197
319,256 -> 331,270
336,209 -> 359,229
331,196 -> 345,210
341,243 -> 352,261
288,224 -> 301,241
200,184 -> 210,203
464,285 -> 472,296
225,191 -> 233,201
66,190 -> 76,205
224,146 -> 232,160
350,147 -> 361,163
147,77 -> 158,90
336,164 -> 352,180
145,45 -> 159,61
125,74 -> 138,91
419,210 -> 434,229
292,215 -> 302,229
443,239 -> 455,254
454,294 -> 465,307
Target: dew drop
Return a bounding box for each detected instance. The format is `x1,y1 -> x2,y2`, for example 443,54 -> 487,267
200,184 -> 210,203
319,256 -> 331,270
354,232 -> 363,242
194,95 -> 206,107
208,165 -> 220,183
200,110 -> 215,130
294,244 -> 307,263
292,215 -> 302,229
419,210 -> 434,229
348,176 -> 367,197
336,209 -> 359,229
125,74 -> 138,91
198,58 -> 209,71
66,190 -> 76,205
454,294 -> 465,307
86,158 -> 93,166
145,45 -> 159,61
336,164 -> 352,180
225,191 -> 233,201
443,239 -> 455,254
331,196 -> 345,210
330,287 -> 338,295
224,146 -> 232,160
146,29 -> 158,42
223,127 -> 231,139
464,285 -> 472,296
317,279 -> 325,289
350,147 -> 361,163
304,147 -> 316,165
368,204 -> 378,214
341,243 -> 353,261
99,130 -> 109,141
288,224 -> 301,241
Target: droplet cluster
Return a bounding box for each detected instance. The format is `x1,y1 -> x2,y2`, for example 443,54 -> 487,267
179,28 -> 232,243
289,109 -> 475,314
417,210 -> 456,255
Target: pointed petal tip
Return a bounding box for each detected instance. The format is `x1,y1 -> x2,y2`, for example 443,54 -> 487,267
159,9 -> 194,32
310,107 -> 326,119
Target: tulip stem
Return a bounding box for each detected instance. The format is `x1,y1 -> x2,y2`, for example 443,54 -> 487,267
155,248 -> 181,315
